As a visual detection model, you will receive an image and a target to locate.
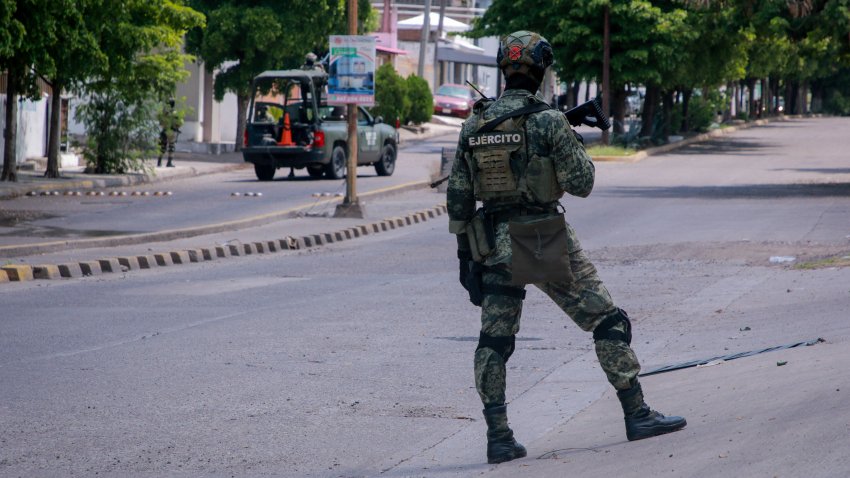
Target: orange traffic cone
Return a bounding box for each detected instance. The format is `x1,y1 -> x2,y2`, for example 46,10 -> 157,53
278,112 -> 293,146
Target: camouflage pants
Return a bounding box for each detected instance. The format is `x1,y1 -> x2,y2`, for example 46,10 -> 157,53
474,242 -> 641,407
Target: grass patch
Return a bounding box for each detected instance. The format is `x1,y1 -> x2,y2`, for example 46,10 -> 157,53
587,145 -> 637,157
794,255 -> 850,270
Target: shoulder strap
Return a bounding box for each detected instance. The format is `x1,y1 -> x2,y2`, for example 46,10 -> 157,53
477,102 -> 551,134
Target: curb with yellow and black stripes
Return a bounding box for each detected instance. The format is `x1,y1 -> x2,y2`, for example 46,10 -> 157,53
0,205 -> 448,283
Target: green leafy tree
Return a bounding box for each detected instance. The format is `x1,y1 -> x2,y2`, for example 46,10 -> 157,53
0,1 -> 48,181
470,0 -> 692,137
187,0 -> 376,151
36,0 -> 105,178
77,0 -> 204,173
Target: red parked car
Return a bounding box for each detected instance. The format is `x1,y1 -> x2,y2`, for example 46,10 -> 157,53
433,83 -> 475,117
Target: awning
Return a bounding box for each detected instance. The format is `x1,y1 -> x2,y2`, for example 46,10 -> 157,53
398,13 -> 470,32
436,37 -> 495,67
376,45 -> 408,55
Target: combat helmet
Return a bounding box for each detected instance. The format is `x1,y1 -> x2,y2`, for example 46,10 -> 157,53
497,31 -> 553,78
305,52 -> 318,64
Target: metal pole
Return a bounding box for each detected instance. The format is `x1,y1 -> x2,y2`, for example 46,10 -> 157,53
417,0 -> 432,79
433,0 -> 446,89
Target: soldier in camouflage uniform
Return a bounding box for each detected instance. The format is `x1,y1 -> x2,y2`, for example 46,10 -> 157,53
447,31 -> 687,465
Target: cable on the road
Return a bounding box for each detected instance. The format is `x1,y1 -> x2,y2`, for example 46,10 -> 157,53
302,178 -> 347,217
639,338 -> 825,377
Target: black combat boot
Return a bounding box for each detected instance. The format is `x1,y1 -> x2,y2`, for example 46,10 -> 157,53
617,382 -> 687,441
157,157 -> 162,167
166,157 -> 174,167
483,404 -> 527,464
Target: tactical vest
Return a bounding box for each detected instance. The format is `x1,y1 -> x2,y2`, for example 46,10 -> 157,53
465,100 -> 563,205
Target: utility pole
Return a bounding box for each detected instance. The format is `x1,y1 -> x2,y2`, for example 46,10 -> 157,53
601,4 -> 610,145
417,0 -> 432,79
433,0 -> 446,89
335,0 -> 365,218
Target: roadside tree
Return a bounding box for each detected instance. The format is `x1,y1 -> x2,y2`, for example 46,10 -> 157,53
0,1 -> 46,182
77,0 -> 203,174
37,0 -> 105,178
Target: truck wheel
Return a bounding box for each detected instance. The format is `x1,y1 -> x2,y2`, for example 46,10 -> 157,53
375,143 -> 396,177
325,145 -> 347,179
307,166 -> 324,178
254,163 -> 275,181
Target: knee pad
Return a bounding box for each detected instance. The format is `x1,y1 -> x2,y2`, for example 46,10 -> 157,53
477,332 -> 516,363
592,308 -> 632,345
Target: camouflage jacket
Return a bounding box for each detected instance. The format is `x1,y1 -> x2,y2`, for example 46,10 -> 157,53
446,88 -> 595,266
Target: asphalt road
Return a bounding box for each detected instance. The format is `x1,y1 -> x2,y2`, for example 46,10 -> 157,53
0,137 -> 453,246
2,117 -> 850,477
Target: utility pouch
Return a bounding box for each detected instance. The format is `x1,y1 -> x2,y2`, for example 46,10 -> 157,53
466,262 -> 485,306
508,214 -> 573,285
466,209 -> 495,262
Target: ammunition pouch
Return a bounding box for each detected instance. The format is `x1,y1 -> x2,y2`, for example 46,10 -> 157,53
508,213 -> 573,285
465,209 -> 496,262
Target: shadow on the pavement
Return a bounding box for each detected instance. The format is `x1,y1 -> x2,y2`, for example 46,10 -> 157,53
605,182 -> 850,199
673,138 -> 775,156
0,224 -> 139,239
224,173 -> 380,183
771,168 -> 850,175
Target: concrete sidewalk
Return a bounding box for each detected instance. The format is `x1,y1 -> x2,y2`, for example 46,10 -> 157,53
381,338 -> 849,477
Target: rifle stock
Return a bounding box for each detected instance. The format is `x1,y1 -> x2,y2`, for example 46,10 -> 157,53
564,97 -> 610,131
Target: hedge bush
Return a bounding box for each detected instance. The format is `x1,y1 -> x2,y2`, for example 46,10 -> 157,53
405,75 -> 433,124
372,63 -> 409,125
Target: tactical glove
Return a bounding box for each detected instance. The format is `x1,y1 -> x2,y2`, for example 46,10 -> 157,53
458,250 -> 472,291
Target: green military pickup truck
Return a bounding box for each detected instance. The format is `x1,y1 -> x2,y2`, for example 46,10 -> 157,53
242,70 -> 400,181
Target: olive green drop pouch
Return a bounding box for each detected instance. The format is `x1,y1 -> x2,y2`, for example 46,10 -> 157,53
466,212 -> 494,262
508,214 -> 573,285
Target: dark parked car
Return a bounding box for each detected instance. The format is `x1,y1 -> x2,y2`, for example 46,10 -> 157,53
433,83 -> 475,117
242,69 -> 399,181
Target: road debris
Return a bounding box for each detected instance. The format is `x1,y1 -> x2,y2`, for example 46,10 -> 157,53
769,256 -> 796,264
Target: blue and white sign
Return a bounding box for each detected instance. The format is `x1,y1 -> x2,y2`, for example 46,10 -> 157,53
328,35 -> 376,105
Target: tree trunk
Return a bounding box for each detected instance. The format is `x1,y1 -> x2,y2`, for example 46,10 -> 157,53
640,85 -> 659,139
785,81 -> 796,115
724,82 -> 734,122
45,79 -> 63,178
611,85 -> 627,135
235,93 -> 249,152
569,81 -> 580,109
746,78 -> 756,119
681,88 -> 692,132
661,89 -> 673,142
601,4 -> 610,145
799,81 -> 808,114
2,74 -> 18,182
811,82 -> 823,113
